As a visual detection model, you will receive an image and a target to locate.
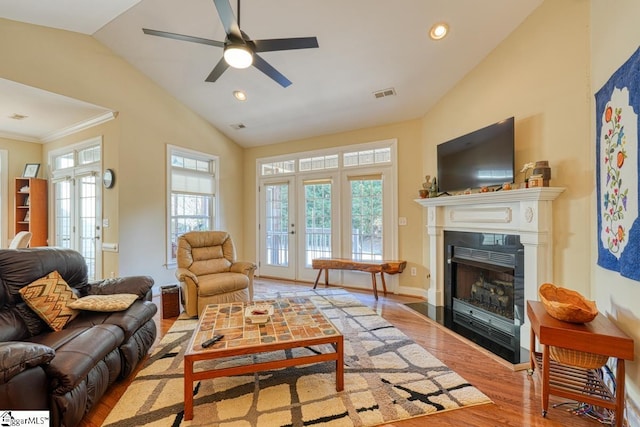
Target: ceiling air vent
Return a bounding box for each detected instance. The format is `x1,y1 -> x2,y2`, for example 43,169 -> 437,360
9,113 -> 28,120
230,123 -> 246,130
373,88 -> 396,99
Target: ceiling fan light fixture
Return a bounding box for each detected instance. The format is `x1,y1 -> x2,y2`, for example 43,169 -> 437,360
224,44 -> 253,69
429,23 -> 449,40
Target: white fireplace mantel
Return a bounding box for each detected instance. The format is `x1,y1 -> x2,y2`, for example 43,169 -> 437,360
415,187 -> 565,351
415,187 -> 565,305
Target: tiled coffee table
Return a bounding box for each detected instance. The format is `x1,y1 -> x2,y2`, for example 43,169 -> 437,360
183,297 -> 344,421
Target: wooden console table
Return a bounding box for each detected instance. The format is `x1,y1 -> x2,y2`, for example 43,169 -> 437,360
311,258 -> 406,300
527,300 -> 634,426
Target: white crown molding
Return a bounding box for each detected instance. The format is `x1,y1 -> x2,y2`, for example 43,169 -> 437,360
0,131 -> 40,143
40,111 -> 118,143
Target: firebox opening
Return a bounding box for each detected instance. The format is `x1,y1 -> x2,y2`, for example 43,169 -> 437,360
444,231 -> 526,364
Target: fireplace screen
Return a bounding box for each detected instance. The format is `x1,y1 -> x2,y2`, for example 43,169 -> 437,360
444,231 -> 525,363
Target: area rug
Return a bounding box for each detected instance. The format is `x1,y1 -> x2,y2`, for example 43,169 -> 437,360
102,289 -> 491,426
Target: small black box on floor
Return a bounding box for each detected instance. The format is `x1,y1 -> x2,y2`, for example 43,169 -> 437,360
161,284 -> 180,319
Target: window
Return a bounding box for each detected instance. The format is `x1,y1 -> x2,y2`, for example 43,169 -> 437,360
350,175 -> 383,260
167,146 -> 218,265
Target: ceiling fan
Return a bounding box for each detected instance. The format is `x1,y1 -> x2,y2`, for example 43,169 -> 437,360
142,0 -> 319,88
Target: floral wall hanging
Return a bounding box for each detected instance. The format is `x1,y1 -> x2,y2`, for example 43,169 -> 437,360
595,47 -> 640,281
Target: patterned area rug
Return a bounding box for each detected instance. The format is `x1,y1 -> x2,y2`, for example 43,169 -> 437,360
102,289 -> 492,426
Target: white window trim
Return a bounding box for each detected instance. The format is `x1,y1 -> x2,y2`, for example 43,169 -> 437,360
166,144 -> 219,269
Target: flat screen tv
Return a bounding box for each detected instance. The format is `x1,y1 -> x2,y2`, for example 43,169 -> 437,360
437,117 -> 515,194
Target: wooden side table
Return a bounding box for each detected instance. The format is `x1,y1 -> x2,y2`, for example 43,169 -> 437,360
527,300 -> 634,427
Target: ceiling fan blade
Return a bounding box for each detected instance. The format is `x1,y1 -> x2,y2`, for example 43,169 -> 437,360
206,57 -> 230,82
142,28 -> 224,48
252,54 -> 292,88
213,0 -> 243,41
252,37 -> 319,52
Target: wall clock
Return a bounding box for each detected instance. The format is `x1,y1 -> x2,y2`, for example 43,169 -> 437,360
103,169 -> 115,189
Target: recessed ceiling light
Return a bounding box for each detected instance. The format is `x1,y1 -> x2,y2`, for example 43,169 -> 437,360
429,23 -> 449,40
233,90 -> 247,101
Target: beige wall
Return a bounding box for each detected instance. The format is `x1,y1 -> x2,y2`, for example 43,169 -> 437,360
0,18 -> 246,285
243,119 -> 427,293
591,0 -> 640,418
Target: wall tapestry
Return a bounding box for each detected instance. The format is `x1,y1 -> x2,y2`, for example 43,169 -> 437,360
596,47 -> 640,281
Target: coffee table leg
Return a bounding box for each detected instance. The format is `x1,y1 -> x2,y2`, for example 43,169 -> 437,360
184,356 -> 194,420
336,336 -> 344,391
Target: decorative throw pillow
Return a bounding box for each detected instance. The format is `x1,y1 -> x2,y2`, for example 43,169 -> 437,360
67,293 -> 139,312
19,271 -> 79,332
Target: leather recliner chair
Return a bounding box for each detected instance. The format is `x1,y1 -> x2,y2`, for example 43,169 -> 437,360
175,231 -> 256,317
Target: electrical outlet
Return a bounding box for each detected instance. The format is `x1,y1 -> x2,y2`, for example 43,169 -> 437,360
398,217 -> 407,226
410,267 -> 417,276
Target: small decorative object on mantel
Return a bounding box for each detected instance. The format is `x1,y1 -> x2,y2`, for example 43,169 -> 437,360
519,162 -> 535,187
528,174 -> 544,188
429,177 -> 438,198
532,160 -> 551,186
502,182 -> 512,191
419,175 -> 436,198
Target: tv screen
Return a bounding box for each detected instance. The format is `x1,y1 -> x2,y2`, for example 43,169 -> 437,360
437,117 -> 515,194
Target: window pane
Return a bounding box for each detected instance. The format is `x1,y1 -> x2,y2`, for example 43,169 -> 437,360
170,193 -> 212,259
351,179 -> 383,261
54,181 -> 72,248
261,160 -> 295,176
54,153 -> 75,170
265,183 -> 289,266
78,145 -> 101,165
304,182 -> 332,266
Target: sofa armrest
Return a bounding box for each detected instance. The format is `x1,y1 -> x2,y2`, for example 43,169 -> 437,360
87,276 -> 154,300
0,341 -> 55,384
230,261 -> 257,276
176,267 -> 198,285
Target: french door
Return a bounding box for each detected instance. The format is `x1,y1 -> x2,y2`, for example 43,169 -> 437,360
50,139 -> 103,281
259,179 -> 296,279
52,173 -> 102,280
258,171 -> 389,285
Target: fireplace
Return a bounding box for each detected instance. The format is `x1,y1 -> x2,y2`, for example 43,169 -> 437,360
444,231 -> 524,363
414,187 -> 565,366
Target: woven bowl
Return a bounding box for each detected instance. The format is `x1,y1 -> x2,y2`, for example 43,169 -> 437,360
538,283 -> 598,323
549,346 -> 609,369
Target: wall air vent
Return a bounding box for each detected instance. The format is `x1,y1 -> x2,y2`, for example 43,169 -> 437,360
230,123 -> 246,130
373,88 -> 396,99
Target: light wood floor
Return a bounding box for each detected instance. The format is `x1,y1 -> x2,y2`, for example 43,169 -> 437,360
80,278 -> 603,427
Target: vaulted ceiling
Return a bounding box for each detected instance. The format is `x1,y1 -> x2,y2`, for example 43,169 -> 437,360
0,0 -> 542,146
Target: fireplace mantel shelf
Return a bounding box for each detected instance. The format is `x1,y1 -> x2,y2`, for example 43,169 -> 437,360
414,187 -> 565,208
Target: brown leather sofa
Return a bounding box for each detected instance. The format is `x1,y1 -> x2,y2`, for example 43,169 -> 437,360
0,248 -> 157,427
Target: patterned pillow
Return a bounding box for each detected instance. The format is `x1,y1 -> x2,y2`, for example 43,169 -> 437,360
19,271 -> 79,332
68,294 -> 139,312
